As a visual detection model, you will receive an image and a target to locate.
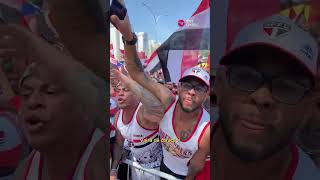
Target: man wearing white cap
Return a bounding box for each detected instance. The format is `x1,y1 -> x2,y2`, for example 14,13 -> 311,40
213,14 -> 320,179
111,7 -> 210,179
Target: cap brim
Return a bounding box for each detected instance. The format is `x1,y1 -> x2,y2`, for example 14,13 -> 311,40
179,75 -> 210,87
219,43 -> 315,79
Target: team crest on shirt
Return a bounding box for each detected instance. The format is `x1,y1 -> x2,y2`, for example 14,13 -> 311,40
263,21 -> 291,38
159,129 -> 194,159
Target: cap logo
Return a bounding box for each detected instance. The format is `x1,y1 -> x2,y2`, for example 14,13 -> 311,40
300,44 -> 313,61
263,21 -> 291,38
192,68 -> 201,74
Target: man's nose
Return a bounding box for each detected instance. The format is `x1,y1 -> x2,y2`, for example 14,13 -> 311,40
250,84 -> 275,110
26,91 -> 45,110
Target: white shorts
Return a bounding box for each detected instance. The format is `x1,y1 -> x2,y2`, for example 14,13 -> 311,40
131,166 -> 160,180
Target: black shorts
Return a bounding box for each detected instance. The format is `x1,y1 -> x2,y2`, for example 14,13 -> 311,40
160,160 -> 186,180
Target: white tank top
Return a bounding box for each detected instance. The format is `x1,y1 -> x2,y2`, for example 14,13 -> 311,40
116,103 -> 162,168
23,128 -> 104,180
159,96 -> 210,176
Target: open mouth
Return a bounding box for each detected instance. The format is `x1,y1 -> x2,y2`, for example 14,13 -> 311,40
25,116 -> 45,133
117,97 -> 125,104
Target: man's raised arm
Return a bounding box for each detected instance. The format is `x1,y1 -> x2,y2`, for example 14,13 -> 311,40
110,4 -> 174,109
111,69 -> 164,122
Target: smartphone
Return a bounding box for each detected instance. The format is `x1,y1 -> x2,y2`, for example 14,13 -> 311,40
109,0 -> 127,29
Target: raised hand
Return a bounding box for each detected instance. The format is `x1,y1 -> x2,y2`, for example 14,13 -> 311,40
110,69 -> 132,88
110,0 -> 134,41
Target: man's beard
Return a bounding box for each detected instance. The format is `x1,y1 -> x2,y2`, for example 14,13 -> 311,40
219,112 -> 293,162
178,98 -> 200,113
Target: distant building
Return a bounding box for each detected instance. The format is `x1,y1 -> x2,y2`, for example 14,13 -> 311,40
148,40 -> 161,56
110,24 -> 122,59
111,25 -> 151,59
136,32 -> 149,56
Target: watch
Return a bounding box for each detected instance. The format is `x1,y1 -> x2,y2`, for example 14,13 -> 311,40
122,32 -> 137,45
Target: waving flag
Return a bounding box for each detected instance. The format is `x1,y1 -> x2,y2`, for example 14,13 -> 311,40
110,43 -> 118,66
155,0 -> 210,83
110,44 -> 115,59
145,50 -> 161,72
1,0 -> 58,42
120,49 -> 125,59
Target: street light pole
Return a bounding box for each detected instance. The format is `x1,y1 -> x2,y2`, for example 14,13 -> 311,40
141,2 -> 168,43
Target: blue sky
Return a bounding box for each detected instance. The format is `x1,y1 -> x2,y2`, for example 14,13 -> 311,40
125,0 -> 201,43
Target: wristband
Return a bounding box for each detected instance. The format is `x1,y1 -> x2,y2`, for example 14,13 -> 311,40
122,32 -> 137,45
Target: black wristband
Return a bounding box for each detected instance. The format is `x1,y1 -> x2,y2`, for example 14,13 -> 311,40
122,32 -> 137,45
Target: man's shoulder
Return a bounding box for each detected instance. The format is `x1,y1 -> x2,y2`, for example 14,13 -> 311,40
293,146 -> 320,180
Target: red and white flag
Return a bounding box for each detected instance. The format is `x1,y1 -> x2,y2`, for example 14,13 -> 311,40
156,0 -> 210,83
110,43 -> 117,65
120,49 -> 125,59
145,50 -> 160,72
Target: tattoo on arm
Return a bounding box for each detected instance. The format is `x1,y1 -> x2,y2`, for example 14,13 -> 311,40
130,82 -> 164,116
133,54 -> 144,72
180,130 -> 192,141
126,52 -> 144,72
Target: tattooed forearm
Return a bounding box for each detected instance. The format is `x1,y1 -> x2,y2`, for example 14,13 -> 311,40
130,82 -> 164,116
132,53 -> 144,72
124,45 -> 144,72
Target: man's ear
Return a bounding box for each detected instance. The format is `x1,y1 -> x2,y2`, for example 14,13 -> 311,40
213,66 -> 228,106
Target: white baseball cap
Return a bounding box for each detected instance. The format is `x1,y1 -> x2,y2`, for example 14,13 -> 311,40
179,66 -> 210,86
220,15 -> 319,77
